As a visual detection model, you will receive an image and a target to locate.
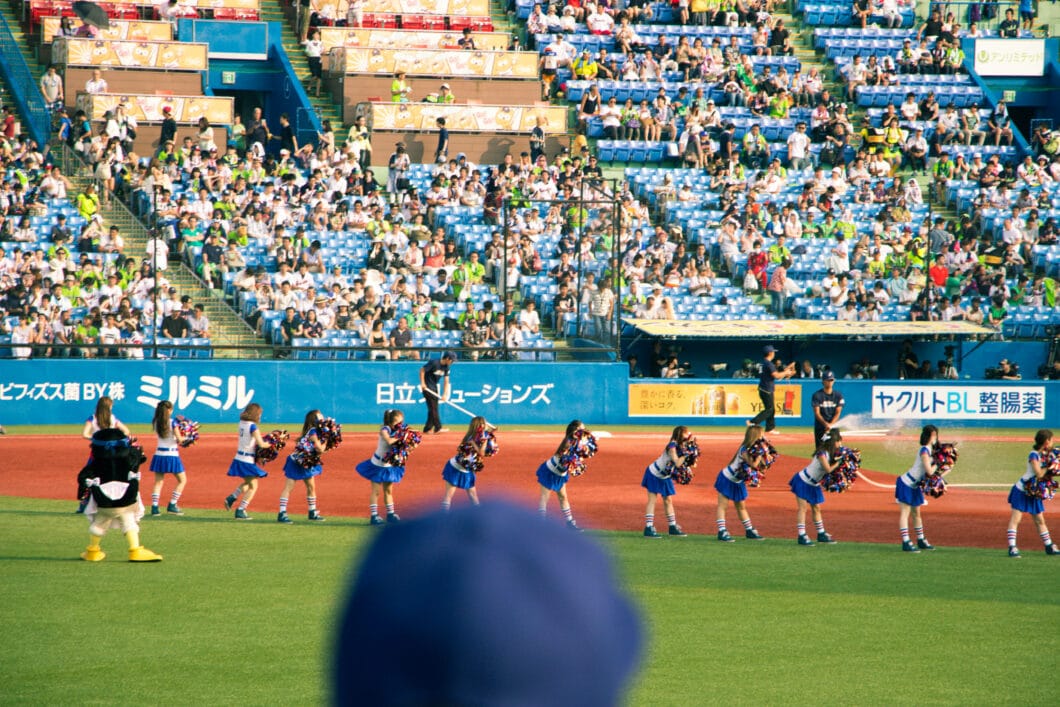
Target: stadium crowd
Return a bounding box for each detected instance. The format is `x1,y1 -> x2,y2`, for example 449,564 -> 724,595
3,1 -> 1059,362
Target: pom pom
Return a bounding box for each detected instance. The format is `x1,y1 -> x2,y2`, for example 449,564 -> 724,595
381,423 -> 422,467
316,417 -> 343,451
821,446 -> 861,493
561,428 -> 598,477
255,430 -> 289,465
739,437 -> 778,488
669,438 -> 699,485
932,442 -> 959,473
1025,449 -> 1059,500
456,428 -> 499,474
923,473 -> 947,498
174,415 -> 200,448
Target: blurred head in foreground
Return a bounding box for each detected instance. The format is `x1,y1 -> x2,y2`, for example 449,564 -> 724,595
334,500 -> 643,706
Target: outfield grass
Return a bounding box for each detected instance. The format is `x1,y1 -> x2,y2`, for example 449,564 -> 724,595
1,496 -> 1056,706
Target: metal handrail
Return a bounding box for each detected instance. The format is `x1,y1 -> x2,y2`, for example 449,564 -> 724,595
0,9 -> 51,148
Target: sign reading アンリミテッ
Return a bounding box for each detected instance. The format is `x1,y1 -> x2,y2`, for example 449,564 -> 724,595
973,39 -> 1045,77
871,385 -> 1045,420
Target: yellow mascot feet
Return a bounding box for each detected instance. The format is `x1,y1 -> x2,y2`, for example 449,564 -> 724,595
128,546 -> 163,562
81,547 -> 106,562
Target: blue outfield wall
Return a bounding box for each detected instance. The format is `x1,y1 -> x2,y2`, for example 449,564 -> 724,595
0,361 -> 629,427
0,361 -> 1055,428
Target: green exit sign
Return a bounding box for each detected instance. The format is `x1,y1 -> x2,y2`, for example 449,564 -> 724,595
221,71 -> 236,85
1002,90 -> 1016,102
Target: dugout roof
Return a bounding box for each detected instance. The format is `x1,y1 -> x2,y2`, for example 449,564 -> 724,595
621,319 -> 997,340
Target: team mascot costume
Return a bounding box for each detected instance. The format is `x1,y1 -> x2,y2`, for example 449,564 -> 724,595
77,429 -> 163,562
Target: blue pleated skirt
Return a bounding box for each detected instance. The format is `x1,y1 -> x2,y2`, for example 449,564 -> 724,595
442,460 -> 476,489
227,459 -> 266,478
894,478 -> 925,507
356,459 -> 405,483
1008,486 -> 1044,515
284,456 -> 322,480
714,470 -> 748,502
536,462 -> 568,491
641,468 -> 676,497
789,473 -> 825,505
150,455 -> 185,474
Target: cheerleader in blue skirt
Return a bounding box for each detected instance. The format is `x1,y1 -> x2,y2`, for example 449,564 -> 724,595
149,401 -> 188,517
895,424 -> 940,552
641,426 -> 690,538
441,416 -> 492,510
356,409 -> 407,525
223,403 -> 269,520
536,420 -> 587,530
277,410 -> 328,524
789,430 -> 842,546
714,425 -> 767,541
1005,429 -> 1059,558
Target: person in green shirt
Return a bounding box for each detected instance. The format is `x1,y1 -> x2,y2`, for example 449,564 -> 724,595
452,252 -> 486,300
74,317 -> 99,358
423,304 -> 443,331
391,71 -> 412,102
768,89 -> 791,119
767,235 -> 791,264
816,213 -> 837,240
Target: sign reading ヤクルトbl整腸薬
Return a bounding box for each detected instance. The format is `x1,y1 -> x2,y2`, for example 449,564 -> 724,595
871,385 -> 1045,420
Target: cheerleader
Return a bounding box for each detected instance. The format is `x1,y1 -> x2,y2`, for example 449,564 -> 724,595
355,409 -> 407,525
148,401 -> 187,516
536,420 -> 589,530
278,410 -> 328,524
789,430 -> 842,545
223,403 -> 269,520
440,416 -> 492,510
77,396 -> 131,512
82,396 -> 131,440
1005,429 -> 1059,558
895,424 -> 942,552
641,426 -> 689,537
714,425 -> 767,541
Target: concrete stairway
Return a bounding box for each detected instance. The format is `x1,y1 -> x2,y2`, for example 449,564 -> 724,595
258,0 -> 344,130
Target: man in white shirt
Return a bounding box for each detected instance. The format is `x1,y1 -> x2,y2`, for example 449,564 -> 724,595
40,64 -> 63,109
835,300 -> 859,321
517,301 -> 541,334
85,69 -> 108,95
899,93 -> 920,124
586,5 -> 615,34
787,121 -> 812,170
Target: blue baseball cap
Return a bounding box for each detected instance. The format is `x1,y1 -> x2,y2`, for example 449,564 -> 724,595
333,501 -> 643,706
763,345 -> 776,354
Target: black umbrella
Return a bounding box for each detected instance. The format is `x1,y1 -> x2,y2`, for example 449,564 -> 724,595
73,1 -> 111,30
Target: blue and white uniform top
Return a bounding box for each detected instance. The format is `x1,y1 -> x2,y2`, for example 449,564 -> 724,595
232,420 -> 259,463
797,451 -> 830,486
721,446 -> 747,482
899,445 -> 933,488
87,414 -> 122,433
155,420 -> 180,458
1015,451 -> 1042,493
544,454 -> 567,477
372,427 -> 396,467
647,442 -> 678,479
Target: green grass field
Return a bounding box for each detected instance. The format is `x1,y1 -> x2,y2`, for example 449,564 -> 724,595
1,496 -> 1056,706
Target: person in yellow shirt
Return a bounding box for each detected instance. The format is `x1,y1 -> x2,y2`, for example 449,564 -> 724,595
391,71 -> 412,103
76,184 -> 100,221
572,50 -> 598,80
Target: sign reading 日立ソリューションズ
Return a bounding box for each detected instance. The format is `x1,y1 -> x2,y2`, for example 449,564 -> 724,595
871,385 -> 1045,420
973,39 -> 1045,77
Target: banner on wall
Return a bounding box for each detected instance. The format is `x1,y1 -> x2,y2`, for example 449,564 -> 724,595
334,46 -> 537,77
372,102 -> 566,133
53,37 -> 208,71
628,383 -> 803,418
318,27 -> 509,52
0,361 -> 624,425
310,0 -> 489,16
42,18 -> 173,43
973,39 -> 1046,77
76,92 -> 234,124
623,318 -> 996,339
871,385 -> 1046,420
